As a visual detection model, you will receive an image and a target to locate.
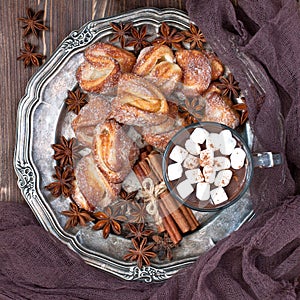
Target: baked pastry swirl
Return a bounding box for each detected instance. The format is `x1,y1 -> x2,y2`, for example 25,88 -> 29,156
138,102 -> 187,150
111,73 -> 169,126
72,94 -> 111,148
133,45 -> 174,76
147,61 -> 182,96
93,119 -> 139,183
74,154 -> 121,210
203,91 -> 240,128
133,45 -> 182,95
71,180 -> 94,211
175,49 -> 212,97
85,42 -> 136,73
203,51 -> 224,81
76,56 -> 120,94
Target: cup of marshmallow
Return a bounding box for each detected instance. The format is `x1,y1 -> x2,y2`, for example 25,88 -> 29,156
162,122 -> 254,212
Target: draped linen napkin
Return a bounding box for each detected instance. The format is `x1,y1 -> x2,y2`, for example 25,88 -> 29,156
1,0 -> 300,299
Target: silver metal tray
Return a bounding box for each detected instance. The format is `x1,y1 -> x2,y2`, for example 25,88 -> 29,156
14,8 -> 254,282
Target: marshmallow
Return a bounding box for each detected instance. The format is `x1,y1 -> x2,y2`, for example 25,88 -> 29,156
200,149 -> 214,167
214,170 -> 233,187
219,130 -> 237,155
230,148 -> 246,169
214,156 -> 231,171
210,187 -> 228,205
196,182 -> 210,201
185,168 -> 204,184
183,154 -> 200,169
203,165 -> 216,183
219,129 -> 232,140
190,127 -> 209,144
176,179 -> 194,199
168,163 -> 183,181
169,145 -> 188,163
185,139 -> 201,155
206,133 -> 222,151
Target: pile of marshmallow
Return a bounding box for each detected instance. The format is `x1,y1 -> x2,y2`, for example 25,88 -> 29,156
167,127 -> 246,206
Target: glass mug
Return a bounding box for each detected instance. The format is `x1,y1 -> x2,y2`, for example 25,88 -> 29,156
162,122 -> 282,212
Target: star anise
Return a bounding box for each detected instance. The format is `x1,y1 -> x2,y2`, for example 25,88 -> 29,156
182,23 -> 206,50
178,106 -> 198,125
127,25 -> 151,52
113,189 -> 139,213
109,22 -> 133,48
123,237 -> 156,269
232,98 -> 249,125
45,166 -> 75,198
129,202 -> 148,224
18,8 -> 48,37
184,97 -> 206,120
92,206 -> 127,239
126,223 -> 154,242
61,202 -> 94,230
65,87 -> 88,115
152,22 -> 185,50
17,42 -> 45,67
51,136 -> 81,167
152,232 -> 176,261
120,189 -> 139,202
215,73 -> 241,99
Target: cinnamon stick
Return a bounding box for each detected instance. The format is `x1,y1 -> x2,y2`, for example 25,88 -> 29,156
179,205 -> 199,231
159,201 -> 182,245
133,160 -> 159,184
159,190 -> 191,233
133,160 -> 165,232
147,152 -> 200,232
146,152 -> 163,181
134,158 -> 189,232
156,223 -> 165,234
133,153 -> 198,240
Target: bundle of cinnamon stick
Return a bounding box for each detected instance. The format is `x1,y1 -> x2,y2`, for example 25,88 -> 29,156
133,150 -> 199,244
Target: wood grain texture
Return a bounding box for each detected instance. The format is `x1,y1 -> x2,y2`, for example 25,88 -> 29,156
0,0 -> 185,202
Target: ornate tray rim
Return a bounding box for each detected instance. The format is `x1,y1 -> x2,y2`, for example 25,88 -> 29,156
14,8 -> 254,283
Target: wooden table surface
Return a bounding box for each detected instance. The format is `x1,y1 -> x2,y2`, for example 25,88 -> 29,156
0,0 -> 186,203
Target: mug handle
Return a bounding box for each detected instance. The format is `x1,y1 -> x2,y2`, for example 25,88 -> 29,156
252,152 -> 282,168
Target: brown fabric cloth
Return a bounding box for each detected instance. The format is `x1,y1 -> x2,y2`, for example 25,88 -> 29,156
186,0 -> 299,215
1,199 -> 299,299
1,0 -> 300,299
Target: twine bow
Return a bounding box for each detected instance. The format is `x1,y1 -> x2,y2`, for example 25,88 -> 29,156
141,178 -> 166,225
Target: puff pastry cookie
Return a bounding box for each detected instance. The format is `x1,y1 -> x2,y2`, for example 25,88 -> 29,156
111,73 -> 169,126
85,42 -> 136,73
203,92 -> 240,128
148,61 -> 182,96
133,45 -> 174,76
72,94 -> 111,148
139,102 -> 187,150
74,154 -> 121,210
76,56 -> 120,94
133,45 -> 182,95
176,49 -> 212,97
203,51 -> 224,81
93,119 -> 139,183
71,180 -> 94,211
